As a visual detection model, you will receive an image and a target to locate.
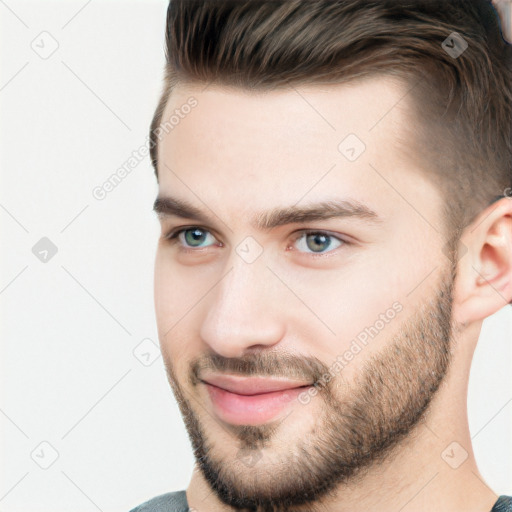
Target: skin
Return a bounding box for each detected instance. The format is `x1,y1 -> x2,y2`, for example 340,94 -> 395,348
153,76 -> 512,512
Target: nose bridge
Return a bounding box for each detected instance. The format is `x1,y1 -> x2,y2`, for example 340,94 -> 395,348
199,249 -> 284,357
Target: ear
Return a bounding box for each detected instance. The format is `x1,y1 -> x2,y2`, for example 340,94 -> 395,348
452,196 -> 512,324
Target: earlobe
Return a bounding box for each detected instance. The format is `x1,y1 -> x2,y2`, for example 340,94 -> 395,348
451,197 -> 512,325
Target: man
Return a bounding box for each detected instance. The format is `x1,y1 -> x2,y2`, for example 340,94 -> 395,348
130,0 -> 512,510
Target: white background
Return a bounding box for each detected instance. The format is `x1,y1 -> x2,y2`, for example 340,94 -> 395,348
1,1 -> 511,511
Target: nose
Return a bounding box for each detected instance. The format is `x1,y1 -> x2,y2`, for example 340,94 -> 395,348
199,253 -> 286,359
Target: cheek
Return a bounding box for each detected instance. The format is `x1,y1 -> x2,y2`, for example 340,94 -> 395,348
323,274 -> 395,350
270,263 -> 393,369
153,249 -> 213,343
296,251 -> 421,378
154,251 -> 191,336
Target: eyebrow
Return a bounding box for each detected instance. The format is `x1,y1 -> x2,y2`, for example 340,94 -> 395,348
153,195 -> 382,231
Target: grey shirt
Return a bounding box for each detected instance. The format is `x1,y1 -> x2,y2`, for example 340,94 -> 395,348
129,491 -> 512,512
129,491 -> 188,512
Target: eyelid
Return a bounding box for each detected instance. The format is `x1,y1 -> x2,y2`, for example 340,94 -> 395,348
291,229 -> 349,243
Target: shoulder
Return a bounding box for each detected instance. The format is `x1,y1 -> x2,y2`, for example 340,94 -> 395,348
492,495 -> 512,512
128,490 -> 189,512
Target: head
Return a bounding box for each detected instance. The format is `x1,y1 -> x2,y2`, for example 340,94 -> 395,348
151,1 -> 512,510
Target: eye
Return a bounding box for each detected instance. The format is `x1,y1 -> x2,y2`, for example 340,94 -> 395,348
164,226 -> 348,255
291,230 -> 345,254
165,227 -> 219,249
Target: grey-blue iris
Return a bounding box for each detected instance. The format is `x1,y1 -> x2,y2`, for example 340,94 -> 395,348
185,228 -> 207,247
307,233 -> 331,252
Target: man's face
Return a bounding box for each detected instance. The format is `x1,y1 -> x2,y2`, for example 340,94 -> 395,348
154,76 -> 461,510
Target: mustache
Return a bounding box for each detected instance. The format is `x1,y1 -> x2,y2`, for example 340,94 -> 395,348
189,351 -> 331,386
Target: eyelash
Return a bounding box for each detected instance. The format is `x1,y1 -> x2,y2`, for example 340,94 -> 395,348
163,226 -> 350,257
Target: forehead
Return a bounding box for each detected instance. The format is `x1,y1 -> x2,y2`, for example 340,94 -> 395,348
156,76 -> 438,228
161,75 -> 412,154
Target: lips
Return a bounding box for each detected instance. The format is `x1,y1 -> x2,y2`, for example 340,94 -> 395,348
200,373 -> 315,425
201,374 -> 312,395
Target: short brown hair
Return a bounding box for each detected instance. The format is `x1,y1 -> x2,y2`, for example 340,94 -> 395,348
150,0 -> 511,242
